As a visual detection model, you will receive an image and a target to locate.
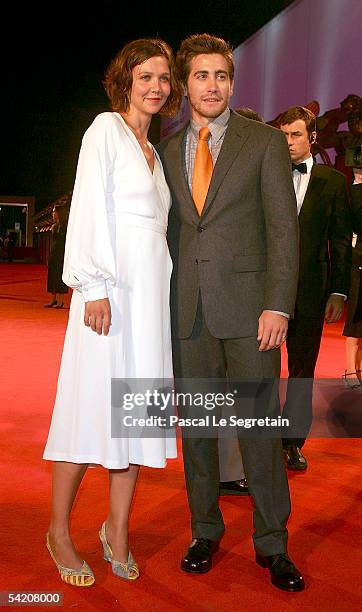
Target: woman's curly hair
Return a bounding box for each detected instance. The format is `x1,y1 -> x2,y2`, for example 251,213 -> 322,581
103,38 -> 182,117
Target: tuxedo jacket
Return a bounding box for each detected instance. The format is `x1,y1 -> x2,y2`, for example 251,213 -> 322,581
158,111 -> 299,339
296,164 -> 352,316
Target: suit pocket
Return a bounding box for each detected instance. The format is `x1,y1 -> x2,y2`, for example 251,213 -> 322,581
233,252 -> 267,272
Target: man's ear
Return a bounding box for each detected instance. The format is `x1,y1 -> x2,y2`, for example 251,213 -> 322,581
230,80 -> 234,97
310,131 -> 317,144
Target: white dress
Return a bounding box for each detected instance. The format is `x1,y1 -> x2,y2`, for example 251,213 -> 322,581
43,112 -> 177,468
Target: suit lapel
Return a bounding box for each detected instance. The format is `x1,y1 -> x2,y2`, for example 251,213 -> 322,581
202,112 -> 250,216
164,125 -> 198,220
299,164 -> 328,221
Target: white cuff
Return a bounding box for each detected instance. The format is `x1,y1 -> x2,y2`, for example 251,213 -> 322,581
265,310 -> 290,319
331,293 -> 347,301
81,280 -> 108,302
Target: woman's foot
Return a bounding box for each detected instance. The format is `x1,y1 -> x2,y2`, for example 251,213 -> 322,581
44,299 -> 57,308
343,370 -> 361,389
46,532 -> 95,587
47,529 -> 84,570
104,522 -> 130,564
100,522 -> 139,579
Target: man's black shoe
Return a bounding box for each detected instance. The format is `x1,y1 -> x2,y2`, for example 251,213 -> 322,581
283,445 -> 308,471
181,538 -> 220,574
256,553 -> 305,591
219,478 -> 249,496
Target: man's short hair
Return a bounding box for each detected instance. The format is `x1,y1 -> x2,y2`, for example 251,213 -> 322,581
235,107 -> 264,122
176,33 -> 234,86
279,106 -> 316,136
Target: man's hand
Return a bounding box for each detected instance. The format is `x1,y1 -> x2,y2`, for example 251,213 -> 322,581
84,298 -> 111,335
257,311 -> 288,351
324,295 -> 344,323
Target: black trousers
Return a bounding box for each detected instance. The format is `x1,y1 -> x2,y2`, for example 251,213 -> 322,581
282,309 -> 325,448
172,301 -> 291,555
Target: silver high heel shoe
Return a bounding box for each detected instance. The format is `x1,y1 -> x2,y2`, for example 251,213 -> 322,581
46,533 -> 95,587
99,522 -> 139,580
342,370 -> 362,389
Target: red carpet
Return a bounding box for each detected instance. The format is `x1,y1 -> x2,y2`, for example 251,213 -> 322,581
0,263 -> 361,610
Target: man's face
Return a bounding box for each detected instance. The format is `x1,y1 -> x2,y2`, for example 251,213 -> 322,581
280,119 -> 315,163
185,53 -> 233,124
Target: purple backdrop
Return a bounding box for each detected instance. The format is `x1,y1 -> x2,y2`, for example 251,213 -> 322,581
161,0 -> 362,137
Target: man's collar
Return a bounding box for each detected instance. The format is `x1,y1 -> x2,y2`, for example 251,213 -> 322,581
301,155 -> 313,173
305,155 -> 314,172
190,107 -> 230,141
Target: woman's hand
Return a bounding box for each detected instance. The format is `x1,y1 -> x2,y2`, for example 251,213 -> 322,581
84,298 -> 111,335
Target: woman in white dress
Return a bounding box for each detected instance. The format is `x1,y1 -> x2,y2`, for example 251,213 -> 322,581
43,38 -> 181,587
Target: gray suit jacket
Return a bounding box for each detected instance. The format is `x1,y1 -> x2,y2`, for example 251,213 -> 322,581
158,111 -> 299,339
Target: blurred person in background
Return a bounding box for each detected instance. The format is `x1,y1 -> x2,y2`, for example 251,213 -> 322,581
343,167 -> 362,387
44,204 -> 69,308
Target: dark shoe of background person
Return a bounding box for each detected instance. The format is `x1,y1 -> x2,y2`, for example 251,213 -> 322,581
219,478 -> 249,496
53,301 -> 64,309
256,552 -> 305,592
44,299 -> 57,308
283,445 -> 308,471
181,538 -> 220,574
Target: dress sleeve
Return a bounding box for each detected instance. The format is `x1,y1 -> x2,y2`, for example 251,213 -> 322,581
62,114 -> 118,301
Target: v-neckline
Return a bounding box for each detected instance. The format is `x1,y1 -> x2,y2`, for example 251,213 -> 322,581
115,112 -> 156,176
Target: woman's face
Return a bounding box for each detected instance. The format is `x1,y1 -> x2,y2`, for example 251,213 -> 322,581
52,208 -> 59,222
129,55 -> 171,116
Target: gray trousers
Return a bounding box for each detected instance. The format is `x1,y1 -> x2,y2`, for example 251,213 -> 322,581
172,301 -> 291,555
219,435 -> 245,481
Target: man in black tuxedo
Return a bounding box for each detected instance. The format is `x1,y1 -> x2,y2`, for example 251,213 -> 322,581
279,106 -> 352,469
158,34 -> 304,591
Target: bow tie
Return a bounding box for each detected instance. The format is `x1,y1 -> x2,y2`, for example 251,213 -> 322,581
292,162 -> 308,173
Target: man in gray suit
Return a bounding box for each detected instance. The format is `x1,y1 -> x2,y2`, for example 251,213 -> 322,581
158,34 -> 304,592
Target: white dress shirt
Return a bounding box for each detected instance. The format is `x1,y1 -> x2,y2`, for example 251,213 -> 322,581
293,154 -> 314,215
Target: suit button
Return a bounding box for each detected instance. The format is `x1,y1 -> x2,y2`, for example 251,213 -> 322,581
197,226 -> 205,233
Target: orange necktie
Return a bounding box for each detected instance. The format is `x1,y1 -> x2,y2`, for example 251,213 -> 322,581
192,127 -> 213,216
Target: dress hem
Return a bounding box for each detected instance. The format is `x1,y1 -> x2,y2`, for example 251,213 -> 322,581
43,452 -> 177,469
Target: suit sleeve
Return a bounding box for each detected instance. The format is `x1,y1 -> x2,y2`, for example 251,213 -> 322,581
329,174 -> 352,296
260,129 -> 300,316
